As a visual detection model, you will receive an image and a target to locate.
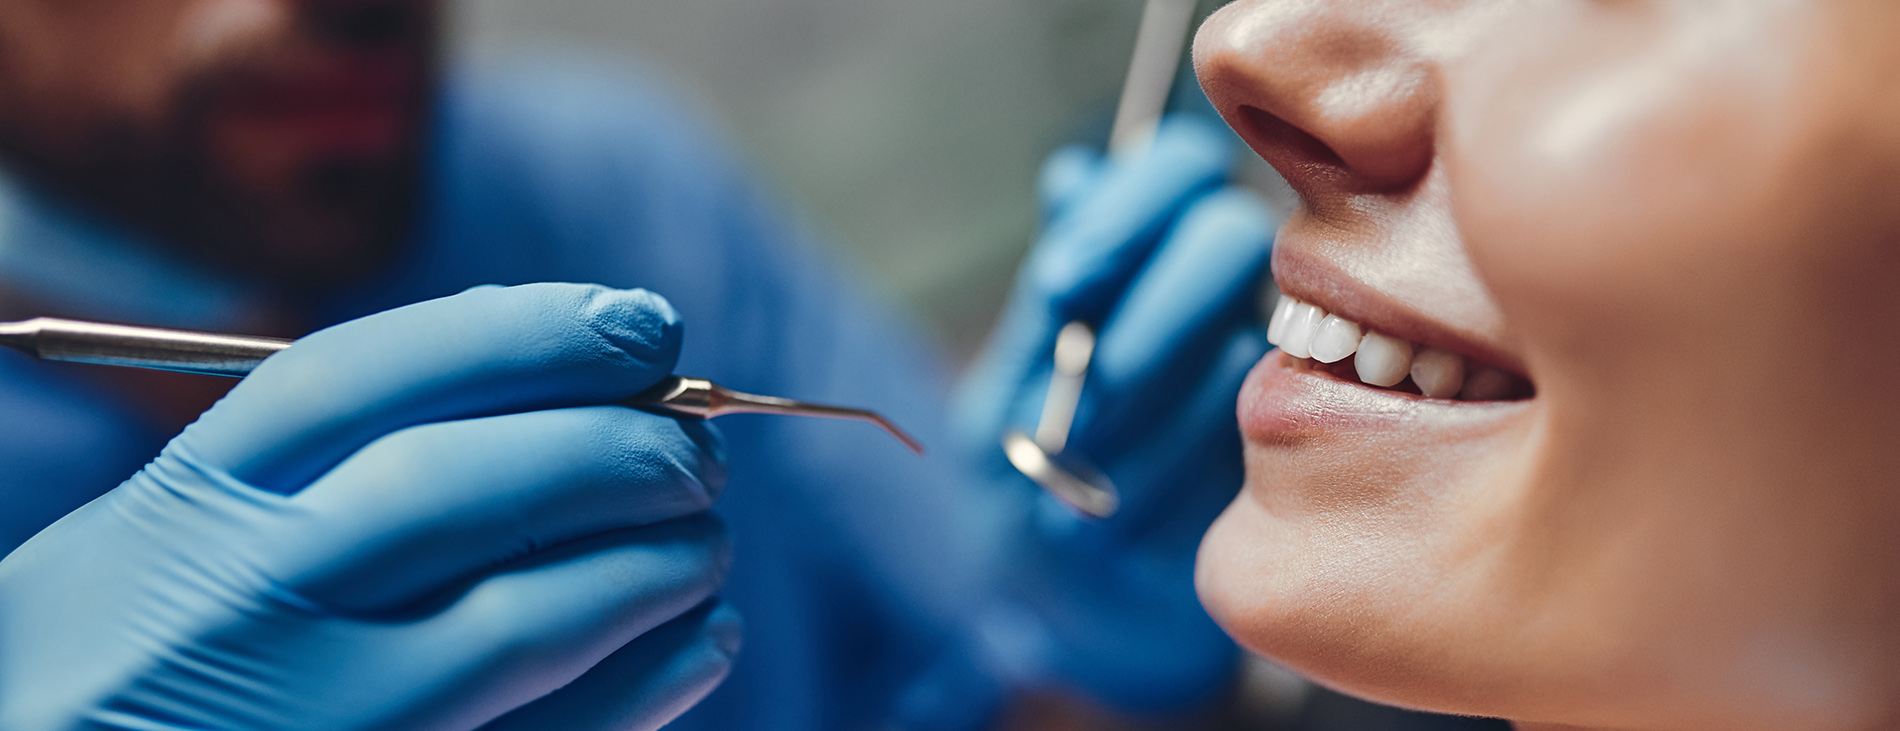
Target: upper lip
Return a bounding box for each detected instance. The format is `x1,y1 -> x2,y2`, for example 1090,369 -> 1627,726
1271,241 -> 1530,379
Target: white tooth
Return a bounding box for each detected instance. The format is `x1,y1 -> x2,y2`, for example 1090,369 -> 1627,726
1279,302 -> 1326,359
1459,365 -> 1515,401
1266,295 -> 1296,346
1308,315 -> 1363,363
1260,284 -> 1284,332
1353,331 -> 1413,387
1410,347 -> 1466,399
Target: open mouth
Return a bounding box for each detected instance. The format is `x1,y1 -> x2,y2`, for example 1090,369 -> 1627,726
1265,292 -> 1534,402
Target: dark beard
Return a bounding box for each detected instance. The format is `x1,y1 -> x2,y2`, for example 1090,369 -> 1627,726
157,83 -> 430,295
0,2 -> 438,296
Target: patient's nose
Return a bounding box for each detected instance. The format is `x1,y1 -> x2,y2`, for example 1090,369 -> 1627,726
1193,0 -> 1448,195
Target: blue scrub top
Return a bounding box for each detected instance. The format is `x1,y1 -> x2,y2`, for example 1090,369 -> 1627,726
0,62 -> 1012,730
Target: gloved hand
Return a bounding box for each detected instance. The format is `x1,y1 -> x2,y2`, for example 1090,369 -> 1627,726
0,283 -> 738,731
953,115 -> 1276,713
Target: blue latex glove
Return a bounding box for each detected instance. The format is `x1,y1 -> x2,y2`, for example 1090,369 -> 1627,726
0,283 -> 739,731
953,114 -> 1276,713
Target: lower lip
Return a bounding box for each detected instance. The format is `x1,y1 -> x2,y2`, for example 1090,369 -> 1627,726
1238,350 -> 1527,444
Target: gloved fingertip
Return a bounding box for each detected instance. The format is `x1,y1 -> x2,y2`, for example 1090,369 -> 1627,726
1146,114 -> 1239,176
704,601 -> 744,657
1027,251 -> 1113,320
582,286 -> 684,377
677,419 -> 730,503
1182,187 -> 1279,243
699,514 -> 736,583
1154,113 -> 1236,151
1038,145 -> 1105,213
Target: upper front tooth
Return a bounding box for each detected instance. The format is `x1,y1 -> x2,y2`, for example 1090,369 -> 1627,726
1354,331 -> 1413,387
1279,302 -> 1326,359
1410,347 -> 1466,399
1266,295 -> 1297,346
1309,315 -> 1363,363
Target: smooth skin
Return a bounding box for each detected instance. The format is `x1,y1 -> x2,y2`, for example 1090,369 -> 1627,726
1191,1 -> 1900,730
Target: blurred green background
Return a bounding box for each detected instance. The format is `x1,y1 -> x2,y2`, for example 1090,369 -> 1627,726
449,0 -> 1281,358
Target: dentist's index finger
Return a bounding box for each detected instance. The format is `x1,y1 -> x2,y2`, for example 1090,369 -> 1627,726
1078,188 -> 1274,453
178,283 -> 685,494
1028,116 -> 1237,319
1093,188 -> 1274,395
1038,144 -> 1105,216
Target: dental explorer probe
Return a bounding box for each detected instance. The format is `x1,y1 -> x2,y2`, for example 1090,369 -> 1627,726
0,316 -> 925,455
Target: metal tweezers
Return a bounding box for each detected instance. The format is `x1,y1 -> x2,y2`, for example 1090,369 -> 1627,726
0,316 -> 923,454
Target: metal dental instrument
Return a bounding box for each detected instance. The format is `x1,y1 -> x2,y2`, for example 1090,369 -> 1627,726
1002,0 -> 1197,519
1033,321 -> 1094,454
0,316 -> 925,455
1004,322 -> 1118,518
628,374 -> 924,454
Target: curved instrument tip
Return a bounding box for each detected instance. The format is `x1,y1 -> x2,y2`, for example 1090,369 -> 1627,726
662,380 -> 926,455
871,414 -> 926,455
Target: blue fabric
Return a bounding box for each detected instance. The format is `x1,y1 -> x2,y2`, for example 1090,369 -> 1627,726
0,173 -> 263,330
0,355 -> 163,551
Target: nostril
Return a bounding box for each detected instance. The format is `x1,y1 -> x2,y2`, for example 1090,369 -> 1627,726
1240,97 -> 1435,196
1238,106 -> 1352,195
1242,106 -> 1345,168
1194,0 -> 1449,198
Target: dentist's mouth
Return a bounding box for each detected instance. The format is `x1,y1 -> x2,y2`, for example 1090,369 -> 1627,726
1265,293 -> 1533,402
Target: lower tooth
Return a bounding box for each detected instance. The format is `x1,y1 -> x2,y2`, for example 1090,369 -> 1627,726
1410,347 -> 1466,399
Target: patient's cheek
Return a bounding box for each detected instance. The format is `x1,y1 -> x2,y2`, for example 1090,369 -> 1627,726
1444,0 -> 1830,337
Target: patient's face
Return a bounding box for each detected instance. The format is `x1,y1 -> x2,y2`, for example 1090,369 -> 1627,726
1193,1 -> 1900,728
0,0 -> 435,286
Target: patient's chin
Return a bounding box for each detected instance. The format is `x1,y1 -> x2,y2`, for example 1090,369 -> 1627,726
1195,492 -> 1372,685
1195,485 -> 1511,720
